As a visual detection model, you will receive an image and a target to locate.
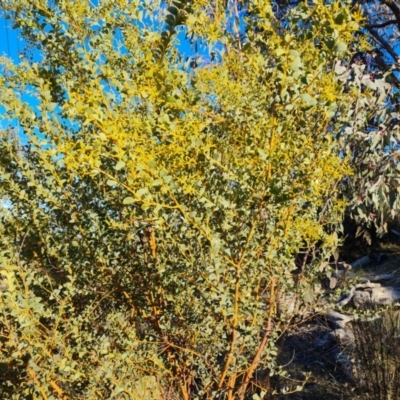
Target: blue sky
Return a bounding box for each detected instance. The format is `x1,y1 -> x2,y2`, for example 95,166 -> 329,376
0,16 -> 20,62
0,11 -> 209,146
0,13 -> 207,71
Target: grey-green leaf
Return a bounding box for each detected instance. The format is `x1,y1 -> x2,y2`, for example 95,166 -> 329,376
123,197 -> 135,205
115,161 -> 126,171
334,41 -> 347,52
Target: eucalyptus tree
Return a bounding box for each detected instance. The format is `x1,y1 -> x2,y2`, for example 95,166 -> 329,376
262,0 -> 400,244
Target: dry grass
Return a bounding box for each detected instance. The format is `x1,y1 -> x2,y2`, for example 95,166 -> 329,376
352,308 -> 400,400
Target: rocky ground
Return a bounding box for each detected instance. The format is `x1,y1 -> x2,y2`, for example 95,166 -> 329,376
268,240 -> 400,399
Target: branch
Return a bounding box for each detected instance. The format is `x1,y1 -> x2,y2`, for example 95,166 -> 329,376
380,0 -> 400,30
366,19 -> 398,29
366,26 -> 399,62
351,48 -> 400,88
374,50 -> 400,88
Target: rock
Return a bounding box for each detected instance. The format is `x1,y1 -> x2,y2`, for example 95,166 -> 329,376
352,285 -> 400,308
373,253 -> 388,263
335,280 -> 400,309
351,256 -> 371,268
325,309 -> 355,330
359,273 -> 394,283
334,327 -> 355,343
337,286 -> 357,307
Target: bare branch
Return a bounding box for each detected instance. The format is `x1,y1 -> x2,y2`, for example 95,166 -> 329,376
366,19 -> 398,29
366,26 -> 399,62
380,0 -> 400,30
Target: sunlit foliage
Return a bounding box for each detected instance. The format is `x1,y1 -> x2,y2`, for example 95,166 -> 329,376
0,1 -> 374,398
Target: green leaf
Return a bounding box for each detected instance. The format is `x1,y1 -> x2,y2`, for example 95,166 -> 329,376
166,96 -> 177,103
325,39 -> 335,50
285,104 -> 294,111
148,159 -> 157,168
152,179 -> 163,187
136,188 -> 148,197
290,56 -> 302,71
107,179 -> 118,186
334,41 -> 347,52
163,175 -> 173,184
168,6 -> 179,16
289,49 -> 300,57
114,161 -> 125,171
123,197 -> 135,205
300,93 -> 317,106
334,12 -> 346,25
